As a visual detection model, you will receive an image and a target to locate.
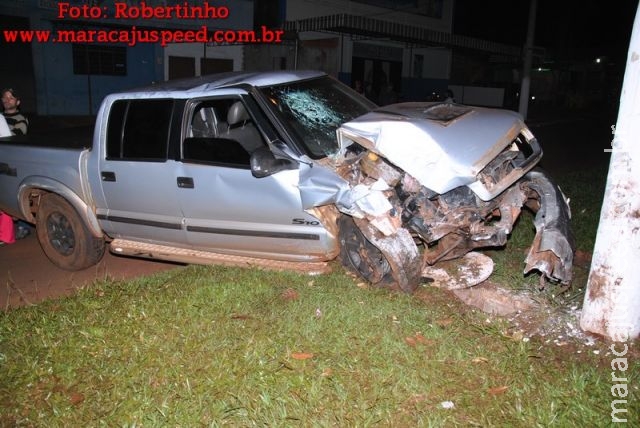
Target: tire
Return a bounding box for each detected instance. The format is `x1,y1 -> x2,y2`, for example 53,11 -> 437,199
338,216 -> 393,286
36,193 -> 105,271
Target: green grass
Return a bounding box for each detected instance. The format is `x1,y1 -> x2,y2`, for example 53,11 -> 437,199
1,264 -> 637,426
554,164 -> 609,253
1,164 -> 635,426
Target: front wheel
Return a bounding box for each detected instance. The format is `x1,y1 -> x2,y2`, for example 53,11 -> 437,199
36,193 -> 105,270
338,216 -> 393,286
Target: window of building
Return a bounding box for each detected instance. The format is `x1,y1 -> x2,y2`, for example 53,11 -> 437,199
168,56 -> 195,80
201,58 -> 233,75
72,44 -> 126,76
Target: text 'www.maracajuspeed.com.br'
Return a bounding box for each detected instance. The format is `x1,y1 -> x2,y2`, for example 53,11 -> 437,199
2,26 -> 284,47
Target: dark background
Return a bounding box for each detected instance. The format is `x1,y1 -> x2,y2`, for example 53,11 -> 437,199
455,1 -> 638,64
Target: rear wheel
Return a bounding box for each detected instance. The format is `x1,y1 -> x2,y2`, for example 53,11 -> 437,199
338,216 -> 392,285
36,193 -> 105,270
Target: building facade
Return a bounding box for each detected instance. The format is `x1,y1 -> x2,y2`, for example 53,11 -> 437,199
1,0 -> 526,115
0,0 -> 252,115
245,0 -> 456,104
244,0 -> 523,106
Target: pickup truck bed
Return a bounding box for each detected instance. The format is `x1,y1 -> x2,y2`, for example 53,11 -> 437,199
0,126 -> 93,149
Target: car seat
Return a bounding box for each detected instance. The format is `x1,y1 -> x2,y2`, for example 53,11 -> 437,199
225,101 -> 264,153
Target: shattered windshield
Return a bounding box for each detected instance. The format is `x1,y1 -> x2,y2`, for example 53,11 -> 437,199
259,76 -> 376,159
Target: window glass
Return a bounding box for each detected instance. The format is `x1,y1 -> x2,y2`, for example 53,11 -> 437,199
182,137 -> 251,168
259,76 -> 374,158
121,100 -> 173,160
106,100 -> 127,159
183,98 -> 264,168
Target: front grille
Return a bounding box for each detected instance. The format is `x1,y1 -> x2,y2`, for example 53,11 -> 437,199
469,128 -> 542,201
478,131 -> 539,191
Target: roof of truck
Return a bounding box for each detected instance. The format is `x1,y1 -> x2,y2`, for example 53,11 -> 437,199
121,70 -> 327,96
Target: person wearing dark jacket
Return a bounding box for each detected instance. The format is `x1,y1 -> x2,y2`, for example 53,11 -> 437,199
1,88 -> 28,135
1,87 -> 31,240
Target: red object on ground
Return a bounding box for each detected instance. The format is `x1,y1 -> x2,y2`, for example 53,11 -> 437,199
0,212 -> 15,244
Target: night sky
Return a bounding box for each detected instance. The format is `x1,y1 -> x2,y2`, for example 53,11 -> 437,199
454,0 -> 638,64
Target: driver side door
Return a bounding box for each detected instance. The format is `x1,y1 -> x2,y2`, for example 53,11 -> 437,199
175,96 -> 329,261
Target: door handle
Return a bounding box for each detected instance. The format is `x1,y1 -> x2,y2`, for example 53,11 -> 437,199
101,171 -> 116,182
177,176 -> 194,189
0,162 -> 16,176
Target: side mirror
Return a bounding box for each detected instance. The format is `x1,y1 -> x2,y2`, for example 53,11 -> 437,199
250,146 -> 298,178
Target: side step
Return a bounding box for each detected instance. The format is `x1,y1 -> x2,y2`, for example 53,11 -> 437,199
109,239 -> 332,276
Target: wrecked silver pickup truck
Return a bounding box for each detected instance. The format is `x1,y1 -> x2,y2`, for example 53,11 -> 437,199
0,71 -> 573,292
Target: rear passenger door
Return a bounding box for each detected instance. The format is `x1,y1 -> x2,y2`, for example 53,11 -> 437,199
97,98 -> 187,244
176,96 -> 326,259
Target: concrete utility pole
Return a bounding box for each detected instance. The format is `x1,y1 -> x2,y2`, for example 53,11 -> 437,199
518,0 -> 537,120
580,5 -> 640,341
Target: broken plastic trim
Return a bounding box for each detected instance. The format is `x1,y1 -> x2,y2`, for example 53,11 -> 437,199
521,169 -> 575,284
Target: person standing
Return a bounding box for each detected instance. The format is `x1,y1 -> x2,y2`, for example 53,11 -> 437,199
1,88 -> 28,135
1,87 -> 31,240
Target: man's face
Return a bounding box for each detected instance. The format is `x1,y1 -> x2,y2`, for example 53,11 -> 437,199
1,91 -> 19,113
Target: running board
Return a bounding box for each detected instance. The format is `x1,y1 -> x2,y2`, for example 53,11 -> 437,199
109,239 -> 332,276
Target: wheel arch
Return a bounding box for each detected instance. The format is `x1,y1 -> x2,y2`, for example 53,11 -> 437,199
17,176 -> 103,238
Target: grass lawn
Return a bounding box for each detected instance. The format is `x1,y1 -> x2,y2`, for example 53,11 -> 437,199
1,165 -> 638,426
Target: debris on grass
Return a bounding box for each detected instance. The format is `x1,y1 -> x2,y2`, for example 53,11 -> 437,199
291,352 -> 314,360
281,288 -> 299,301
451,280 -> 539,316
440,401 -> 455,409
423,252 -> 494,290
506,303 -> 602,350
487,386 -> 509,396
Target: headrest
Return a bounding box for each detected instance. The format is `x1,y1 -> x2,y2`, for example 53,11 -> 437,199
227,101 -> 250,126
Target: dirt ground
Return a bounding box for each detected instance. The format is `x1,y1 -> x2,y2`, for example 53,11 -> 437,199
0,232 -> 181,309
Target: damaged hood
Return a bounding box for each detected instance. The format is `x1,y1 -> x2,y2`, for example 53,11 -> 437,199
337,102 -> 526,195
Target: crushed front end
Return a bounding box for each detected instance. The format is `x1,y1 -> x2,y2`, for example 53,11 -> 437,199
301,102 -> 575,292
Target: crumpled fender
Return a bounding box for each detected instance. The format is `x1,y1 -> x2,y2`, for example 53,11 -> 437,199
521,168 -> 575,284
298,163 -> 395,223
